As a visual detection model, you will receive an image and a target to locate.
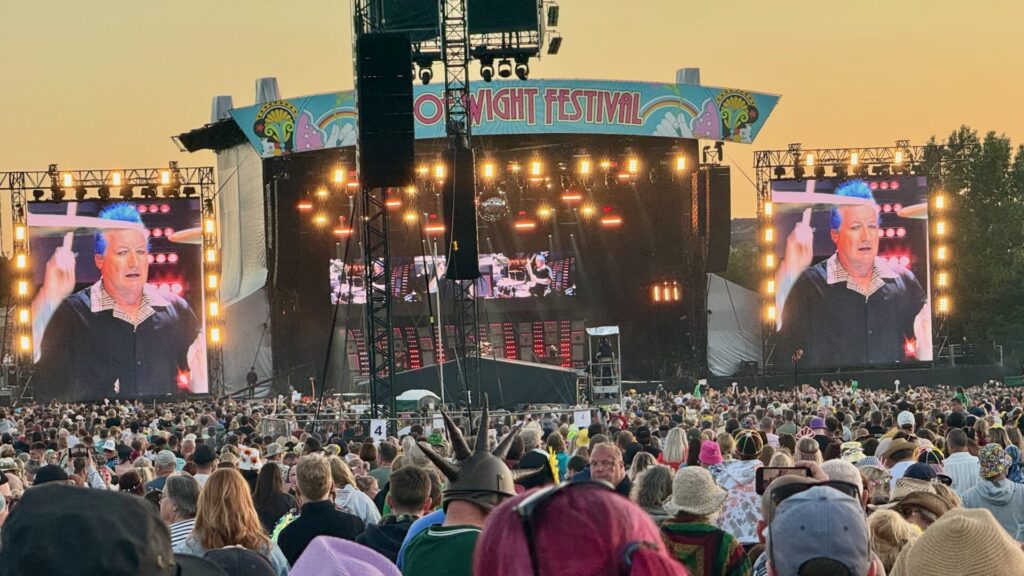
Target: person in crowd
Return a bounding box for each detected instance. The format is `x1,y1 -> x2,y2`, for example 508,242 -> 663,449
357,466 -> 433,562
661,465 -> 750,576
252,459 -> 297,534
630,464 -> 673,524
794,436 -> 821,464
403,407 -> 519,576
117,469 -> 146,495
657,427 -> 687,471
629,451 -> 657,483
474,481 -> 687,576
144,449 -> 178,491
880,437 -> 920,489
712,430 -> 763,547
329,455 -> 382,526
945,428 -> 981,495
587,441 -> 631,496
369,441 -> 398,488
961,443 -> 1024,541
176,468 -> 290,576
765,486 -> 872,576
192,444 -> 218,486
889,508 -> 1024,576
0,483 -> 225,576
545,431 -> 569,480
161,473 -> 201,549
867,509 -> 919,574
277,453 -> 366,565
879,476 -> 954,531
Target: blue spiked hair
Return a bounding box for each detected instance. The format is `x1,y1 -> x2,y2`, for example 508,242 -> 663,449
94,203 -> 146,255
830,180 -> 878,230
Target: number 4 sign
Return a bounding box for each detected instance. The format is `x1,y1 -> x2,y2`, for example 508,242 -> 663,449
370,419 -> 387,443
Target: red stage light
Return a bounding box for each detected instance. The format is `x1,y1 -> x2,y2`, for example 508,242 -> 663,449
514,220 -> 537,231
138,205 -> 148,214
904,338 -> 917,356
602,206 -> 612,213
885,228 -> 896,238
880,181 -> 890,190
171,283 -> 183,294
896,227 -> 906,237
869,182 -> 879,190
882,204 -> 892,213
168,253 -> 179,263
890,181 -> 900,190
152,228 -> 163,238
600,215 -> 623,227
892,203 -> 903,212
147,254 -> 155,264
333,227 -> 353,237
150,204 -> 160,213
156,254 -> 167,264
161,204 -> 171,213
297,200 -> 314,211
164,227 -> 174,236
425,223 -> 446,234
561,192 -> 583,203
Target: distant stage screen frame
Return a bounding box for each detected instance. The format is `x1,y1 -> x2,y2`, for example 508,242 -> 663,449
768,176 -> 932,368
27,199 -> 207,401
330,250 -> 577,304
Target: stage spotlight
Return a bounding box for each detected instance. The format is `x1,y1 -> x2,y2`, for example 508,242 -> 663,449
773,166 -> 786,178
51,184 -> 65,202
480,56 -> 495,82
33,189 -> 45,201
813,165 -> 826,179
182,186 -> 197,197
547,34 -> 562,55
142,186 -> 158,199
416,61 -> 433,85
547,4 -> 559,26
497,59 -> 513,78
74,185 -> 88,200
514,56 -> 530,80
120,185 -> 134,199
833,165 -> 848,178
97,185 -> 110,200
793,165 -> 805,179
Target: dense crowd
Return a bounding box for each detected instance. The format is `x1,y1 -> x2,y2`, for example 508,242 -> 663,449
0,381 -> 1023,575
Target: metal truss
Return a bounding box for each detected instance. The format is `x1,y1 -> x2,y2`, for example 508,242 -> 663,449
0,165 -> 213,191
200,190 -> 225,397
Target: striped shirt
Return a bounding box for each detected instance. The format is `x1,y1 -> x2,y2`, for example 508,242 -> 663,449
169,519 -> 196,549
825,254 -> 896,298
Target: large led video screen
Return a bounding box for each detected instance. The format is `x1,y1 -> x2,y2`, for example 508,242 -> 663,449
27,200 -> 207,401
330,251 -> 577,304
769,176 -> 932,368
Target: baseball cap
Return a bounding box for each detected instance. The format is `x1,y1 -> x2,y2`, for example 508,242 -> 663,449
1,484 -> 226,576
897,411 -> 915,428
102,439 -> 117,451
809,417 -> 827,430
193,444 -> 217,465
768,486 -> 871,576
155,450 -> 178,468
204,547 -> 275,576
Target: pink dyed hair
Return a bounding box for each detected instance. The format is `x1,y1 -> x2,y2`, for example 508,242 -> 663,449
473,484 -> 688,576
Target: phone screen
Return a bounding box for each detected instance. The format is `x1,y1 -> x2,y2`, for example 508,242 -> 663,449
756,466 -> 812,494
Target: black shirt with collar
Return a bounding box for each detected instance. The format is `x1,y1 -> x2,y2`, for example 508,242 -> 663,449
277,499 -> 366,566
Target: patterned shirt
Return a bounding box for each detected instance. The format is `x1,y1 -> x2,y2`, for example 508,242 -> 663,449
661,517 -> 751,576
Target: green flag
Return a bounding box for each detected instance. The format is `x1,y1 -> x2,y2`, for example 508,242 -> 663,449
851,380 -> 859,391
693,382 -> 702,400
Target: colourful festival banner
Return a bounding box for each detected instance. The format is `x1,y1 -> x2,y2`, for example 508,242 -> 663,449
230,79 -> 780,158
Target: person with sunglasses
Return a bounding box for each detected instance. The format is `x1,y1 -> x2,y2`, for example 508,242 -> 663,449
473,480 -> 687,576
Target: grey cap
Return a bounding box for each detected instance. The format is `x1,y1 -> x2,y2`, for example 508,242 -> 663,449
155,450 -> 178,469
767,486 -> 871,576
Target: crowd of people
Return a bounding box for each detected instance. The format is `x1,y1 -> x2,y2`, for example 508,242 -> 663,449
0,380 -> 1023,575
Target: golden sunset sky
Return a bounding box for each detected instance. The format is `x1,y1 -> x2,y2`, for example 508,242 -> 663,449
2,0 -> 1022,217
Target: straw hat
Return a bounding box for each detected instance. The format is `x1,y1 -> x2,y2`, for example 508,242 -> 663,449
890,508 -> 1024,576
879,439 -> 920,462
663,466 -> 727,518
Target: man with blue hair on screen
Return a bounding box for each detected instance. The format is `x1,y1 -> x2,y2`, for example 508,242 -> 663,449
776,179 -> 929,366
32,203 -> 204,401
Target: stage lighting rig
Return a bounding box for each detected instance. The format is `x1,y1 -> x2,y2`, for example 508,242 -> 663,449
497,59 -> 513,78
480,56 -> 495,82
547,33 -> 562,55
415,59 -> 434,85
33,189 -> 44,201
547,3 -> 559,26
514,55 -> 530,80
50,183 -> 64,202
74,184 -> 88,200
97,185 -> 110,200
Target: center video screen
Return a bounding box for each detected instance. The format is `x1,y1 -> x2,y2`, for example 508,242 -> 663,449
27,200 -> 207,401
768,176 -> 932,368
330,251 -> 577,304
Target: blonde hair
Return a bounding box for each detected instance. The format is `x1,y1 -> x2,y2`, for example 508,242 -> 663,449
628,452 -> 656,482
769,452 -> 794,467
868,509 -> 920,573
988,427 -> 1010,449
137,466 -> 156,484
296,453 -> 333,500
796,437 -> 822,464
328,455 -> 356,488
660,428 -> 687,466
716,433 -> 735,459
932,482 -> 961,508
193,468 -> 270,553
860,466 -> 892,505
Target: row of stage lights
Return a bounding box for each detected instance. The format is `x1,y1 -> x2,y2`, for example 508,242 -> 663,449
773,150 -> 916,180
31,164 -> 197,202
298,152 -> 690,232
759,191 -> 953,324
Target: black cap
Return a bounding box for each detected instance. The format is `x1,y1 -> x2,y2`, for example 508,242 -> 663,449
1,484 -> 226,576
33,464 -> 69,485
193,444 -> 217,465
204,547 -> 276,576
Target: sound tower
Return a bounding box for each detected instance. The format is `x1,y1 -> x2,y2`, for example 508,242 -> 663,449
355,32 -> 415,189
442,146 -> 481,280
705,165 -> 732,274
